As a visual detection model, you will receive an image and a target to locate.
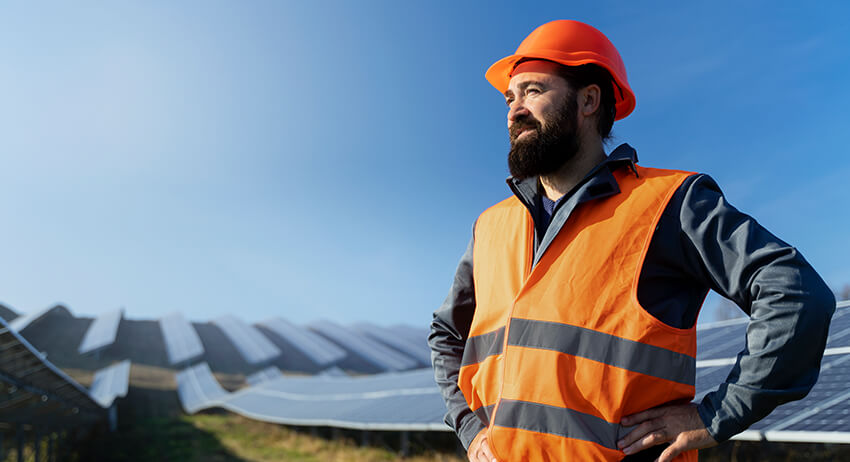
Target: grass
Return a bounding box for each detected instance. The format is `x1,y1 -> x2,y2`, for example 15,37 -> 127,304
68,413 -> 464,462
188,414 -> 462,462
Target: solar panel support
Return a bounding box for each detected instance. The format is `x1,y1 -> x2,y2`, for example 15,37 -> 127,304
0,371 -> 91,417
109,406 -> 118,432
16,424 -> 22,462
33,429 -> 40,462
400,431 -> 409,457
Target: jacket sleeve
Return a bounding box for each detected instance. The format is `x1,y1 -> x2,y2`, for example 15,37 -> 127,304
428,233 -> 486,450
677,174 -> 836,442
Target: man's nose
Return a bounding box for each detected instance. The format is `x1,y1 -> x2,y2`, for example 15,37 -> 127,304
507,99 -> 529,123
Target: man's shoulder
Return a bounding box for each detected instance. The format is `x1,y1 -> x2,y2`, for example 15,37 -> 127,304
479,195 -> 524,217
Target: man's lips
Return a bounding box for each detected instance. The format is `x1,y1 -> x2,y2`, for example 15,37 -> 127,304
512,126 -> 537,139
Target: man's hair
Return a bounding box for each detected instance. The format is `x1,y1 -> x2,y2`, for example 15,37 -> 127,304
553,64 -> 616,141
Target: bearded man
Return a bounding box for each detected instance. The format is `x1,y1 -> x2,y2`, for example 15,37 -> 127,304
428,20 -> 835,462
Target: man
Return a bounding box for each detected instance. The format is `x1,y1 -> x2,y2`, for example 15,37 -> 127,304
428,20 -> 835,462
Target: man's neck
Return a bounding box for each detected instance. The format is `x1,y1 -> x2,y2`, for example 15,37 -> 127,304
539,138 -> 606,201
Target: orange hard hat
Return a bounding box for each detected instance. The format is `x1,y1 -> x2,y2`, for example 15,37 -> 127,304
486,20 -> 636,120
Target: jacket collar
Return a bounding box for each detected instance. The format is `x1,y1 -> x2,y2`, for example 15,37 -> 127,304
506,143 -> 639,209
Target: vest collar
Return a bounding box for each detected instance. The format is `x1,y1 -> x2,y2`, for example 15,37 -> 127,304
505,143 -> 641,267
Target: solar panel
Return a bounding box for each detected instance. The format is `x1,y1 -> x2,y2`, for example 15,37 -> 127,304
696,300 -> 850,443
9,305 -> 73,333
354,322 -> 432,367
259,317 -> 347,366
222,385 -> 449,431
0,303 -> 18,322
0,316 -> 107,427
175,362 -> 230,414
211,315 -> 281,364
78,308 -> 124,354
89,360 -> 131,407
825,305 -> 850,349
159,312 -> 205,365
696,322 -> 748,361
309,320 -> 420,372
246,366 -> 283,386
180,367 -> 451,431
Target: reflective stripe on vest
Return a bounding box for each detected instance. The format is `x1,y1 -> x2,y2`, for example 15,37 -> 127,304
459,166 -> 699,461
460,320 -> 696,386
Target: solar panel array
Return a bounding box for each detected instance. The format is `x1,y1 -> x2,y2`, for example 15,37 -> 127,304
697,300 -> 850,443
259,317 -> 347,366
9,294 -> 841,444
309,320 -> 420,372
212,315 -> 281,364
89,360 -> 132,407
159,312 -> 205,365
78,308 -> 124,354
176,365 -> 451,431
166,300 -> 849,441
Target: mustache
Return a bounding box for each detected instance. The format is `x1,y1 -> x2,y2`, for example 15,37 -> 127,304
509,116 -> 542,141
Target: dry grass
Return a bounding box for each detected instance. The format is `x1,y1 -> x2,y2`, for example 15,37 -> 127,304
189,414 -> 464,462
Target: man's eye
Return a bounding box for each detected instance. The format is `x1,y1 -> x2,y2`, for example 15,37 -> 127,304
505,98 -> 514,106
526,87 -> 540,95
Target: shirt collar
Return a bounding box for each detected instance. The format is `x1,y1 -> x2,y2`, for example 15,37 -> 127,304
506,143 -> 639,207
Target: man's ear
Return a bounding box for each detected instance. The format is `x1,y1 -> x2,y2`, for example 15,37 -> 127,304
578,84 -> 602,117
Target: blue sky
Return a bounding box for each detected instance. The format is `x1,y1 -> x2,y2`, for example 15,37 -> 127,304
0,1 -> 848,327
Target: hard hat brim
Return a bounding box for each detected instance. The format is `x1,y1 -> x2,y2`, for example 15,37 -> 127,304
485,51 -> 636,121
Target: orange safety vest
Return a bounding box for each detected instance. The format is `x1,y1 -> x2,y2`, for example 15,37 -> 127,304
458,166 -> 699,461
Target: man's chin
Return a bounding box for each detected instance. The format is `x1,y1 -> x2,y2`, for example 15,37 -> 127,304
510,137 -> 539,152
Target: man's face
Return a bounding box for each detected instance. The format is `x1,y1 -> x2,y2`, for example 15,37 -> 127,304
505,60 -> 580,179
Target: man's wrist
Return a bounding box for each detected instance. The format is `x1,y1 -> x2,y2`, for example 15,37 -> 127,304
458,414 -> 487,450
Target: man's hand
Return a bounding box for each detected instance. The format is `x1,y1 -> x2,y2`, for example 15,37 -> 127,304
467,428 -> 497,462
618,403 -> 717,461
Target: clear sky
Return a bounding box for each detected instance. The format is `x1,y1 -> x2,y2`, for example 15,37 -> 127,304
1,1 -> 848,327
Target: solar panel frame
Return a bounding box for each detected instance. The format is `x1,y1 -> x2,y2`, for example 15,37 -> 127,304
159,312 -> 205,365
258,317 -> 346,366
78,308 -> 124,354
211,315 -> 281,365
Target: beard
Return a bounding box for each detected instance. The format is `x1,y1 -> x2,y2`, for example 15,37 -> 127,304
507,94 -> 581,180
